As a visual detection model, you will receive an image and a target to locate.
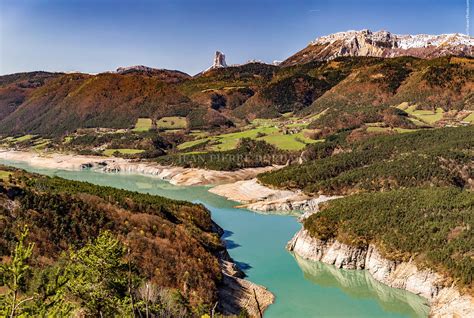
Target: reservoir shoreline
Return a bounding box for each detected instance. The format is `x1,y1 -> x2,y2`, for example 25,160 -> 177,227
0,150 -> 438,317
288,229 -> 474,317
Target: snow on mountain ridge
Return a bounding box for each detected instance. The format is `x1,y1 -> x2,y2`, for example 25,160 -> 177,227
311,29 -> 474,49
397,33 -> 474,49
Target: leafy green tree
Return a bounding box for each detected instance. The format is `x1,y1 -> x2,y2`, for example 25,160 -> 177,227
0,227 -> 35,318
27,263 -> 74,317
66,231 -> 133,317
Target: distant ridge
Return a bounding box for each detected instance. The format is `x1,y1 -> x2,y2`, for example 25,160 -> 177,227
0,28 -> 473,136
283,29 -> 474,65
115,65 -> 190,79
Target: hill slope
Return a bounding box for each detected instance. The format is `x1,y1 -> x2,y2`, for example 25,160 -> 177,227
258,126 -> 474,194
0,166 -> 257,316
0,31 -> 472,137
0,71 -> 200,136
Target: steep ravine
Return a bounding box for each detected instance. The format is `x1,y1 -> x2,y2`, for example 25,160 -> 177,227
287,228 -> 474,317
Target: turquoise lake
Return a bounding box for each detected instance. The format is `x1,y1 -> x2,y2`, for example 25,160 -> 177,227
0,160 -> 430,317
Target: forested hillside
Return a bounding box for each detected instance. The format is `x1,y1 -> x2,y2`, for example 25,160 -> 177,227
258,126 -> 473,194
259,125 -> 474,295
0,167 -> 233,317
0,56 -> 472,137
304,187 -> 474,292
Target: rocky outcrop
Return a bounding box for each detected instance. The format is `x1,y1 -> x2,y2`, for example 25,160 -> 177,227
214,222 -> 274,317
218,259 -> 274,317
201,51 -> 228,74
209,178 -> 338,213
287,229 -> 474,317
101,162 -> 276,186
212,51 -> 228,68
283,29 -> 474,65
209,178 -> 341,214
293,254 -> 430,317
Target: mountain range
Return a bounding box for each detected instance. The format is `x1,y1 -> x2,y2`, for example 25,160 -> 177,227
283,29 -> 474,65
0,29 -> 472,137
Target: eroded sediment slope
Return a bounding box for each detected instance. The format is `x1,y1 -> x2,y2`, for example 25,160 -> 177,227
0,150 -> 340,215
287,229 -> 474,317
209,178 -> 341,213
218,260 -> 274,317
0,149 -> 275,186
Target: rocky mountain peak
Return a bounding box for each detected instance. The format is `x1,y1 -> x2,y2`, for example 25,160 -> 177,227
311,29 -> 474,48
283,29 -> 474,65
212,51 -> 227,68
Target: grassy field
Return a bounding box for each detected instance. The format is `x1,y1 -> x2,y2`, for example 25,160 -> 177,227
463,112 -> 474,123
177,138 -> 210,150
397,104 -> 444,125
178,124 -> 321,151
2,135 -> 35,143
209,127 -> 278,151
408,117 -> 427,126
32,139 -> 51,149
133,118 -> 153,132
156,117 -> 187,130
250,118 -> 275,127
14,134 -> 35,142
177,113 -> 327,151
189,130 -> 208,138
103,148 -> 145,156
366,126 -> 420,134
63,136 -> 73,143
0,170 -> 11,181
259,131 -> 322,150
0,135 -> 37,146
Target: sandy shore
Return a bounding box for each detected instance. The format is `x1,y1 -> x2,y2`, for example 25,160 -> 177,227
0,149 -> 277,186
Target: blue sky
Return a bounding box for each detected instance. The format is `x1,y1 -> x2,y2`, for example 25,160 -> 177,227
0,0 -> 470,75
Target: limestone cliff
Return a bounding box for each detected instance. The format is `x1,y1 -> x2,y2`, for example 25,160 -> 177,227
287,228 -> 474,317
283,29 -> 474,65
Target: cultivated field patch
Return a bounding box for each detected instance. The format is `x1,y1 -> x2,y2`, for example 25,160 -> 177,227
133,118 -> 153,132
156,117 -> 187,130
103,148 -> 145,156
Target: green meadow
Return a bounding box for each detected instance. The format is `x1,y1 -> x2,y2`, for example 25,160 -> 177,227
103,148 -> 145,156
177,115 -> 322,151
397,103 -> 444,125
156,116 -> 187,130
0,170 -> 11,181
366,126 -> 419,134
133,118 -> 153,132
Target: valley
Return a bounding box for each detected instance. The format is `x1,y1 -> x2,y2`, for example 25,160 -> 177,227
0,159 -> 431,318
0,27 -> 473,317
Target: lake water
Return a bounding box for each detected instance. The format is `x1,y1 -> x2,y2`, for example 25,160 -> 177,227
0,160 -> 429,317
